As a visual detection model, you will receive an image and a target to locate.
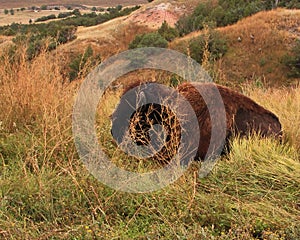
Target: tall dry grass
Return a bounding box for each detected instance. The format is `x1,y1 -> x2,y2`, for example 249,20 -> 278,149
0,43 -> 81,176
243,84 -> 300,152
0,42 -> 299,239
0,45 -> 70,128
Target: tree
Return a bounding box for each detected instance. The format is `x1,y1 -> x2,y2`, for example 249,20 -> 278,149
158,20 -> 179,42
116,5 -> 123,11
4,9 -> 9,14
10,9 -> 14,15
72,9 -> 81,16
129,32 -> 168,49
188,29 -> 228,64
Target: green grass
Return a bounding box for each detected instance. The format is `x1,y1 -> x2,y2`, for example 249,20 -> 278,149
0,36 -> 300,240
1,86 -> 300,239
1,128 -> 300,239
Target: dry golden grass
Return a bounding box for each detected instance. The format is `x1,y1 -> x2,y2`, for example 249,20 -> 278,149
0,44 -> 75,132
171,8 -> 300,87
0,9 -> 71,26
244,84 -> 300,152
62,20 -> 150,60
217,9 -> 300,86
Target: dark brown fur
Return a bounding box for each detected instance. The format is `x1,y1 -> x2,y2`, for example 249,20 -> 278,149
111,82 -> 282,162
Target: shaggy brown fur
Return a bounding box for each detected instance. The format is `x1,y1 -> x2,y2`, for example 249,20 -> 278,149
111,82 -> 282,162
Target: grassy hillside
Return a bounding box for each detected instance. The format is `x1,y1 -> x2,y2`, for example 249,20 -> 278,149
171,8 -> 300,87
0,1 -> 300,239
0,44 -> 299,239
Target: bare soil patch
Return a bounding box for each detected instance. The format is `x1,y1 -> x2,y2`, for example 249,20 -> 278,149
126,2 -> 187,28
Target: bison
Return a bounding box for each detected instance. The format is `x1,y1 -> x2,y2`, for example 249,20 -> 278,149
110,81 -> 282,163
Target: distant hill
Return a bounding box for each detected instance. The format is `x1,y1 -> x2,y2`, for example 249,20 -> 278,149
0,0 -> 148,9
58,1 -> 300,86
1,0 -> 299,87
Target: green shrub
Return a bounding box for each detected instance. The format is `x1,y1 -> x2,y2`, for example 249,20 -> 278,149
129,32 -> 168,49
278,0 -> 300,9
158,20 -> 179,42
72,9 -> 81,16
35,14 -> 56,23
188,30 -> 228,64
176,0 -> 274,36
58,12 -> 74,19
69,45 -> 101,81
176,2 -> 215,36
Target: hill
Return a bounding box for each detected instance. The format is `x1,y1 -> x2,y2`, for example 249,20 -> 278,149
57,2 -> 300,87
170,8 -> 300,87
60,1 -> 188,59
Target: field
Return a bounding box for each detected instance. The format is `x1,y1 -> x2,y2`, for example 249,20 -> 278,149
0,9 -> 88,26
0,0 -> 148,26
0,0 -> 147,9
0,1 -> 300,239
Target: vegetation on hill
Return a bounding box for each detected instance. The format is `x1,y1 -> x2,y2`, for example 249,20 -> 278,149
129,32 -> 168,49
35,14 -> 57,22
188,28 -> 228,64
282,40 -> 300,78
0,1 -> 300,239
68,45 -> 101,81
169,7 -> 300,87
0,5 -> 141,60
176,0 -> 300,36
129,20 -> 178,49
